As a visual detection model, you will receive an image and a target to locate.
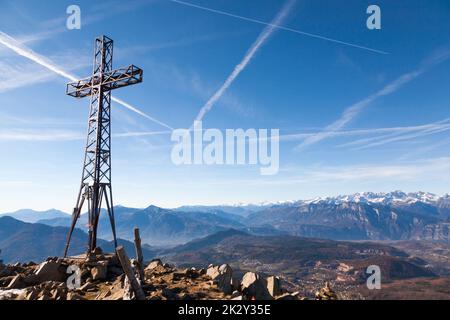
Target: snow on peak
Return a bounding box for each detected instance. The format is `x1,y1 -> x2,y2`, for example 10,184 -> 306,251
300,191 -> 440,206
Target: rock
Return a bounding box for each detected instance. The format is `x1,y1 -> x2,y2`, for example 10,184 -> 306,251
230,290 -> 241,299
162,287 -> 177,299
7,275 -> 26,289
95,289 -> 112,300
206,265 -> 219,278
108,265 -> 124,277
186,268 -> 200,279
231,277 -> 241,292
23,274 -> 39,286
34,261 -> 66,282
145,259 -> 163,271
67,292 -> 85,300
51,287 -> 67,300
25,289 -> 40,301
145,260 -> 168,276
0,289 -> 26,300
106,288 -> 126,300
92,247 -> 103,255
206,264 -> 233,294
241,272 -> 272,300
79,281 -> 96,291
91,262 -> 108,281
266,276 -> 281,297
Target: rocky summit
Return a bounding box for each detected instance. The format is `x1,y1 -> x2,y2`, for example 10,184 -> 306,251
0,249 -> 335,300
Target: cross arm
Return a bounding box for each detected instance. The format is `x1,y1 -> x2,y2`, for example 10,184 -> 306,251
66,65 -> 143,98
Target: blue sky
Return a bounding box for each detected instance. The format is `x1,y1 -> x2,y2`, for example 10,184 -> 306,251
0,0 -> 450,212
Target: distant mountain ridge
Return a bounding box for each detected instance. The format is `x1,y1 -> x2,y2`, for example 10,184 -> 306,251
179,191 -> 450,212
0,209 -> 69,223
1,191 -> 449,245
292,191 -> 450,209
244,192 -> 450,242
0,216 -> 156,263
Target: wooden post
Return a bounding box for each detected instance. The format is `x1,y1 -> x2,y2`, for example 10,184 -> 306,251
134,227 -> 145,282
116,246 -> 146,300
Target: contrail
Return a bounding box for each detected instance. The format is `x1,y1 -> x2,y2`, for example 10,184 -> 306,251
0,30 -> 173,130
337,117 -> 450,149
296,48 -> 450,150
111,97 -> 173,130
192,0 -> 295,126
0,31 -> 78,81
169,0 -> 388,55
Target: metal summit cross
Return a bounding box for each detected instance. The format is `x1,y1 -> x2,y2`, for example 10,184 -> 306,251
63,35 -> 143,257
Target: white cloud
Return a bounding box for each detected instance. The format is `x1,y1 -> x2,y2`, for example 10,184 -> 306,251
0,129 -> 83,142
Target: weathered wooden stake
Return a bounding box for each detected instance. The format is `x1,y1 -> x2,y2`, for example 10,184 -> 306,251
116,245 -> 145,300
134,227 -> 145,282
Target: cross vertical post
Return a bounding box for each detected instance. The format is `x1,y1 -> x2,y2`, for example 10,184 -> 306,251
63,35 -> 143,257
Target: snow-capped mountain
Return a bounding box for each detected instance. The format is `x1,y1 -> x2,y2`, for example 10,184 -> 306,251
299,191 -> 445,206
2,191 -> 448,246
243,191 -> 450,242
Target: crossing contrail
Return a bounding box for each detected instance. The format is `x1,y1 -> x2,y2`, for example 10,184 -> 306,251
296,48 -> 450,150
192,0 -> 295,126
170,0 -> 388,55
0,30 -> 173,130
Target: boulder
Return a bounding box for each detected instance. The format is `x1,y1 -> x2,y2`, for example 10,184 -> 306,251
231,277 -> 241,292
92,247 -> 103,255
79,281 -> 96,292
25,289 -> 40,301
67,292 -> 86,300
108,265 -> 124,277
7,275 -> 26,289
161,287 -> 177,299
95,289 -> 112,300
206,265 -> 220,279
91,262 -> 108,281
0,289 -> 26,300
207,264 -> 233,294
241,272 -> 272,300
266,276 -> 281,297
34,261 -> 66,282
145,259 -> 163,271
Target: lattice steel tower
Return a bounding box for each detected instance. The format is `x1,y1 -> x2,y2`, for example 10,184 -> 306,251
64,36 -> 143,257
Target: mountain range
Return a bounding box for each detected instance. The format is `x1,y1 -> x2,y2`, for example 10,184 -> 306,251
1,191 -> 448,299
1,191 -> 449,249
0,216 -> 156,263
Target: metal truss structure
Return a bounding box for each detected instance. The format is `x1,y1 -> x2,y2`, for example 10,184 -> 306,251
63,35 -> 143,257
